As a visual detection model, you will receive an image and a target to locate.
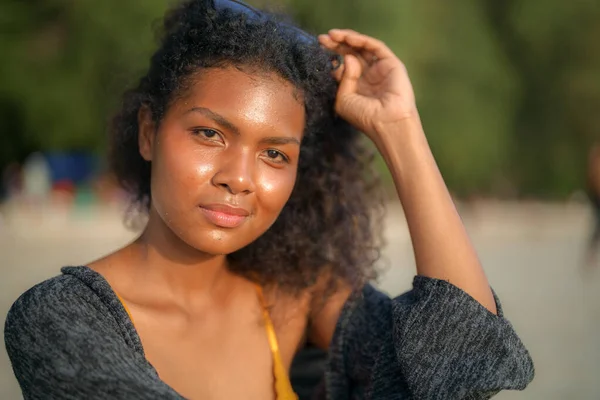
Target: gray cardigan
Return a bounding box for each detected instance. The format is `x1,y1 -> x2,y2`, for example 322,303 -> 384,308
4,266 -> 534,399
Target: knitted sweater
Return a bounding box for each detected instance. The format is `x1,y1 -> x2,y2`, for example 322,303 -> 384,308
4,266 -> 534,399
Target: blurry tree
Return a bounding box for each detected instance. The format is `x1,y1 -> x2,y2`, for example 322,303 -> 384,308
0,0 -> 598,198
482,0 -> 600,196
0,0 -> 169,168
288,0 -> 600,197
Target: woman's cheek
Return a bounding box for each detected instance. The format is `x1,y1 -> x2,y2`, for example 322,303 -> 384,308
176,145 -> 218,184
193,159 -> 216,180
257,167 -> 297,212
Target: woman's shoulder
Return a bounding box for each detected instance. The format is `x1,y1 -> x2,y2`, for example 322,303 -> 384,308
4,268 -> 168,399
5,266 -> 123,338
7,269 -> 84,315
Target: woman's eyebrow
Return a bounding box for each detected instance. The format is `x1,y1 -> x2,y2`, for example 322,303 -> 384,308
260,136 -> 301,146
185,106 -> 301,146
185,106 -> 240,135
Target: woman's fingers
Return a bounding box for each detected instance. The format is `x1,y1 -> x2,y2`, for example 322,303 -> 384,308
319,30 -> 395,88
317,33 -> 337,49
337,54 -> 363,98
318,34 -> 376,70
331,61 -> 344,82
325,29 -> 394,61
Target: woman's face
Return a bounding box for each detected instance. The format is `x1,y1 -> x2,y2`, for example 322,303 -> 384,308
139,67 -> 305,255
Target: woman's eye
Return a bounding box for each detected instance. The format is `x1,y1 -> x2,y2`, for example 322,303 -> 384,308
192,128 -> 222,141
264,149 -> 289,163
203,129 -> 218,138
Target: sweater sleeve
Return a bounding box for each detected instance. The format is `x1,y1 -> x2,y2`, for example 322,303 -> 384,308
4,276 -> 184,400
391,276 -> 534,399
326,276 -> 535,400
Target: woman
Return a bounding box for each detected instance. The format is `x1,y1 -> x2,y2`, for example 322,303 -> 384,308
4,0 -> 534,399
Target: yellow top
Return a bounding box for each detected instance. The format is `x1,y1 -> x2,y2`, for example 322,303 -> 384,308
255,285 -> 299,400
115,290 -> 298,400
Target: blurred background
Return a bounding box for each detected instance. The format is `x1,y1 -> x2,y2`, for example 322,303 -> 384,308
1,0 -> 599,399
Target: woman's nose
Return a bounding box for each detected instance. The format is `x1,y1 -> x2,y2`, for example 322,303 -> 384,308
210,149 -> 256,195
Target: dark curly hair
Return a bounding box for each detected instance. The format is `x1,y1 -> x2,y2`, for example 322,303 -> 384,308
109,0 -> 385,294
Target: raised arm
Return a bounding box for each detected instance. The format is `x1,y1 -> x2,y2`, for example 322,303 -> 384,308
319,29 -> 496,313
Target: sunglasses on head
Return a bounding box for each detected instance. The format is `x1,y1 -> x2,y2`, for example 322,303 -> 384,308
213,0 -> 343,69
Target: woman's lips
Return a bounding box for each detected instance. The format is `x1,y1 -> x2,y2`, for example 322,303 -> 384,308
198,204 -> 249,228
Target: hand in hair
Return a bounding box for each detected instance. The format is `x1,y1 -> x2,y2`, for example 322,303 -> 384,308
318,29 -> 418,143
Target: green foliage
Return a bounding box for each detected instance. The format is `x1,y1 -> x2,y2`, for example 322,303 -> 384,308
288,0 -> 600,197
0,0 -> 169,159
1,0 -> 598,198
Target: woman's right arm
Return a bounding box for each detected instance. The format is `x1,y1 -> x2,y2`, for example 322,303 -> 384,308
4,277 -> 184,400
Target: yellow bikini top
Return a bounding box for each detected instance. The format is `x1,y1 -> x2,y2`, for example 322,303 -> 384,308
115,289 -> 298,400
255,285 -> 299,400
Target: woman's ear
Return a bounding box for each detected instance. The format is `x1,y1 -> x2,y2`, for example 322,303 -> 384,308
138,105 -> 155,162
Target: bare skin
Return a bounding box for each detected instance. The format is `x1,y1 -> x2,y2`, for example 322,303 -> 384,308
92,29 -> 496,399
317,28 -> 496,310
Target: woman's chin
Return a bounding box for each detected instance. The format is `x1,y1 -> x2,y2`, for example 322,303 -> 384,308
189,230 -> 254,257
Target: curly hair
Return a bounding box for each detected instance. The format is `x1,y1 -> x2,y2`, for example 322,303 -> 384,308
109,0 -> 385,293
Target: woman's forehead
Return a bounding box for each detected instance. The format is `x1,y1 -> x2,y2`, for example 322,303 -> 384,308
171,67 -> 306,133
184,67 -> 300,106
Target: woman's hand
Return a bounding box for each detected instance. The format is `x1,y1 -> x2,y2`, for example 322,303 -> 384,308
318,29 -> 419,142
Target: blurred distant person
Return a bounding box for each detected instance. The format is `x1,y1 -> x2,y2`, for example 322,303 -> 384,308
22,152 -> 51,203
585,142 -> 600,268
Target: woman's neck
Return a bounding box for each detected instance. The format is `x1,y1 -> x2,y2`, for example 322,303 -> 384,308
126,211 -> 238,305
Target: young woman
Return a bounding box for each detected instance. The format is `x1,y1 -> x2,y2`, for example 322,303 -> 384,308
4,0 -> 534,399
